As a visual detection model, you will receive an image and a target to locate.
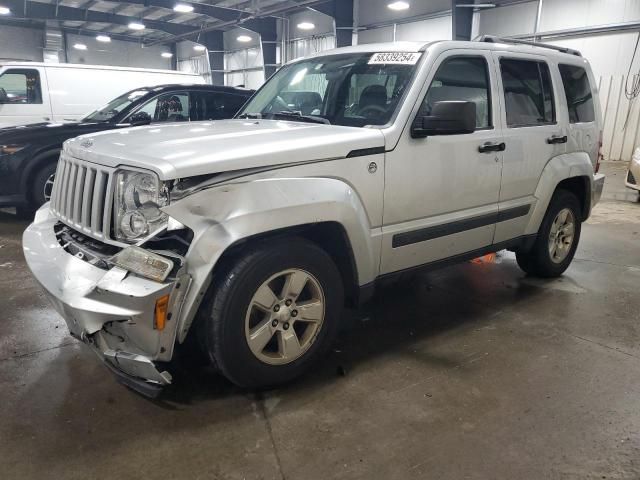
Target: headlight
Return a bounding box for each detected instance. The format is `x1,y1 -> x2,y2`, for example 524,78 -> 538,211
0,144 -> 27,155
114,170 -> 169,242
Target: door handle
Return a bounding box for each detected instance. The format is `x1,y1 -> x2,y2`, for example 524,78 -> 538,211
546,135 -> 567,144
43,117 -> 50,121
478,142 -> 506,153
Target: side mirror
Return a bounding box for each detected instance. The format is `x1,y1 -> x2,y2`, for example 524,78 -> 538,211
129,112 -> 152,126
0,88 -> 8,104
411,101 -> 476,138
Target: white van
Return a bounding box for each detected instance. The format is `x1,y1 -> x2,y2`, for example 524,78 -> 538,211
0,63 -> 205,128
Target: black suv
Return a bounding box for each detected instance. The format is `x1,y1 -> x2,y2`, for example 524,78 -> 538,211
0,84 -> 253,214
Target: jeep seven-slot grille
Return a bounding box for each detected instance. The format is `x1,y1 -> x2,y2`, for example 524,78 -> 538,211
50,155 -> 113,240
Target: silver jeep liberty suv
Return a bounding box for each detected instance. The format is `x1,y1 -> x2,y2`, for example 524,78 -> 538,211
24,37 -> 605,396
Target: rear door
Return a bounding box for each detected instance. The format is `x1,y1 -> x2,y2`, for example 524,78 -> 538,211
0,67 -> 52,126
190,91 -> 250,120
492,53 -> 566,243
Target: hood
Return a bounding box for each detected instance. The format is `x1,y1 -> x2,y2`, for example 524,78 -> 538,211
64,119 -> 386,180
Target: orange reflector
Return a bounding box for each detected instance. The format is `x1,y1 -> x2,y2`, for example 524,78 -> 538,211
154,294 -> 170,330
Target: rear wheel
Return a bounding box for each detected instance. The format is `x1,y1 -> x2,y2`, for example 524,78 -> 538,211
199,238 -> 344,388
516,189 -> 582,278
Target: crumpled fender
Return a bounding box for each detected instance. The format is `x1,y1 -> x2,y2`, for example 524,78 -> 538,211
525,151 -> 594,235
163,176 -> 379,343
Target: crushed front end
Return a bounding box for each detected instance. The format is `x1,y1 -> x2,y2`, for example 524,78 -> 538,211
23,151 -> 193,397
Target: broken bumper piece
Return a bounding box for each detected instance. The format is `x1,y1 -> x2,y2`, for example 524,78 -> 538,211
23,207 -> 178,396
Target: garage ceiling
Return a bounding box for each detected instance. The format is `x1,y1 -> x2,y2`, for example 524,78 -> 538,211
0,0 -> 529,44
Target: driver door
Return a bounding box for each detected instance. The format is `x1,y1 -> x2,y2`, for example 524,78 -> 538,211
0,67 -> 52,126
380,50 -> 504,274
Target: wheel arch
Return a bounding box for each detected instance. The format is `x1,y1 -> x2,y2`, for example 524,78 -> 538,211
163,176 -> 380,343
19,146 -> 62,204
525,152 -> 594,235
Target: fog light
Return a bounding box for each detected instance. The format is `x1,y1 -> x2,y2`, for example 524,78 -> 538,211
155,294 -> 170,330
110,246 -> 174,282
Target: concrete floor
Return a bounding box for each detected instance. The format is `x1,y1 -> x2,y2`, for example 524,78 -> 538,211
1,162 -> 639,479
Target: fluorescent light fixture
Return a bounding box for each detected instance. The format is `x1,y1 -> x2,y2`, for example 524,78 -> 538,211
73,43 -> 87,50
128,22 -> 145,30
161,52 -> 173,58
237,34 -> 252,42
193,44 -> 206,52
0,6 -> 10,15
96,34 -> 111,42
297,22 -> 315,30
387,1 -> 409,10
173,3 -> 194,13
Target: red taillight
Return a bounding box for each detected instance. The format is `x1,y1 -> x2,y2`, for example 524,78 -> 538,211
595,130 -> 603,173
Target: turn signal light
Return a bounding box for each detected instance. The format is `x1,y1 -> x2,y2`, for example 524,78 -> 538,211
154,294 -> 170,330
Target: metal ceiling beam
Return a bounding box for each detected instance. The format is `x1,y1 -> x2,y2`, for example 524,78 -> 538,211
110,0 -> 250,23
3,0 -> 197,36
314,0 -> 353,47
146,0 -> 330,46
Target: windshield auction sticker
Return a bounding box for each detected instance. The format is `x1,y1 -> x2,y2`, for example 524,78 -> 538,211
368,52 -> 422,65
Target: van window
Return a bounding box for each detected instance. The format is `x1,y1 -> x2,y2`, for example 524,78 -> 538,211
134,92 -> 189,122
0,69 -> 42,104
500,59 -> 555,127
558,64 -> 595,123
419,56 -> 492,129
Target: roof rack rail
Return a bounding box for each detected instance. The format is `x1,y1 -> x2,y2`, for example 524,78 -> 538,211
476,35 -> 582,57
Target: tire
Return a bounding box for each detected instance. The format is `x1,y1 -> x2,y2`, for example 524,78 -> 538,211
199,237 -> 344,388
516,189 -> 582,278
30,162 -> 58,208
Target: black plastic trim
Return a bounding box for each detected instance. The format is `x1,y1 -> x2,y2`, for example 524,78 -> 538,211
346,146 -> 385,158
102,359 -> 164,399
358,234 -> 538,306
392,204 -> 531,248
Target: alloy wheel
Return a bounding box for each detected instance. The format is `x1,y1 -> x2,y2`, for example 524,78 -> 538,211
244,268 -> 325,365
548,207 -> 575,264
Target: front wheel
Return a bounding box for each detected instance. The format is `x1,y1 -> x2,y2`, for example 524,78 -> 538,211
516,189 -> 582,278
31,162 -> 57,208
199,238 -> 344,388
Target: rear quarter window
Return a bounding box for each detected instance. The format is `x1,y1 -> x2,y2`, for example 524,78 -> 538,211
558,64 -> 595,123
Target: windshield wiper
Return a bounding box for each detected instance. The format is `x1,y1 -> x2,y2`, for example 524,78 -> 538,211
237,112 -> 262,119
267,111 -> 331,125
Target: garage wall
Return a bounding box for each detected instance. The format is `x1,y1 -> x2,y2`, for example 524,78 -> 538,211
472,0 -> 640,78
0,25 -> 44,62
223,28 -> 265,89
65,33 -> 172,70
359,15 -> 452,44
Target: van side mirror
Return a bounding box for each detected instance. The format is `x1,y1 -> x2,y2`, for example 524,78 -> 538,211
129,111 -> 152,126
0,88 -> 8,104
411,101 -> 476,138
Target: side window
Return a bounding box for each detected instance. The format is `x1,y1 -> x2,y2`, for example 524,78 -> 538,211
419,56 -> 492,129
500,59 -> 555,127
0,69 -> 43,104
133,92 -> 189,123
191,92 -> 248,120
558,64 -> 595,123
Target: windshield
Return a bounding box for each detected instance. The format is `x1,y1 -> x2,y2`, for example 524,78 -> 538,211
83,89 -> 151,122
237,52 -> 421,127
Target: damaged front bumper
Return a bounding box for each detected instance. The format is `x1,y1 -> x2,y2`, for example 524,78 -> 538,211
23,207 -> 189,397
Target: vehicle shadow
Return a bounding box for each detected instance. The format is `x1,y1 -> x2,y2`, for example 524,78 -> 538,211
0,208 -> 31,235
162,258 -> 544,406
